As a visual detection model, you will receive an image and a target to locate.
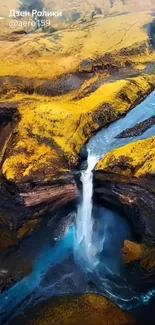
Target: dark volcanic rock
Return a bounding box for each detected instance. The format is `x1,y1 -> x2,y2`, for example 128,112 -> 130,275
0,174 -> 79,250
94,172 -> 155,244
0,102 -> 20,168
18,176 -> 79,208
148,19 -> 155,50
94,171 -> 155,282
0,269 -> 17,294
116,115 -> 155,138
0,264 -> 31,294
0,74 -> 90,97
0,102 -> 19,129
35,73 -> 87,96
79,59 -> 94,72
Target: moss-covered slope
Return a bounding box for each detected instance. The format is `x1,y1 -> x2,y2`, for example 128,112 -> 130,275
96,136 -> 155,178
2,74 -> 155,183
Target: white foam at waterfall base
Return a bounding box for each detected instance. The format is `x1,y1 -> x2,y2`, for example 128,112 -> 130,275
74,150 -> 100,270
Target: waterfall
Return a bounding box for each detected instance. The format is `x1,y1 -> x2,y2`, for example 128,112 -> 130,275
74,93 -> 155,270
75,150 -> 99,269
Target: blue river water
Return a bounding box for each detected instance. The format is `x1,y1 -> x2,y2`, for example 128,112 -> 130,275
0,227 -> 74,323
88,91 -> 155,157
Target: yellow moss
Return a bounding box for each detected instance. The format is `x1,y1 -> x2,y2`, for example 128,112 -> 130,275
135,64 -> 147,71
79,74 -> 155,116
2,73 -> 155,182
17,219 -> 41,240
28,294 -> 134,325
96,136 -> 155,178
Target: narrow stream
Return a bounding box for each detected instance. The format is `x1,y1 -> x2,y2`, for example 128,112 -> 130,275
1,91 -> 155,324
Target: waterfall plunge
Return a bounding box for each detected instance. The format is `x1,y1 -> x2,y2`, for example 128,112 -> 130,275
75,151 -> 99,269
